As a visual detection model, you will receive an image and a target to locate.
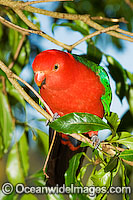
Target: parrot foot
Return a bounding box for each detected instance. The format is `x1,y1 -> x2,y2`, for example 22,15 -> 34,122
45,112 -> 60,126
91,135 -> 100,149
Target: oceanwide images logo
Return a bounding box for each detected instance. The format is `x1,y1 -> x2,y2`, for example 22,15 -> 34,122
1,183 -> 132,196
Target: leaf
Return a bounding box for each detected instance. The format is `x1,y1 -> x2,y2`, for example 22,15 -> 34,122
6,132 -> 29,185
87,42 -> 103,64
0,136 -> 3,158
0,91 -> 13,153
119,150 -> 133,162
126,85 -> 133,114
52,22 -> 89,36
50,113 -> 111,134
105,112 -> 120,135
115,136 -> 133,149
104,156 -> 118,173
21,194 -> 38,200
19,132 -> 29,176
46,194 -> 65,200
6,80 -> 25,108
35,128 -> 48,155
0,190 -> 17,200
106,55 -> 128,101
64,5 -> 77,14
6,143 -> 25,185
91,168 -> 111,187
121,161 -> 130,199
77,163 -> 91,185
65,152 -> 83,186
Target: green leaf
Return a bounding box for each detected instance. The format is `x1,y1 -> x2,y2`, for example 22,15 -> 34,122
65,152 -> 83,186
0,23 -> 3,40
50,113 -> 110,134
119,150 -> 133,162
0,190 -> 17,200
6,132 -> 28,185
52,22 -> 89,36
87,42 -> 103,64
105,112 -> 120,135
127,85 -> 133,114
104,156 -> 118,173
0,136 -> 3,158
19,132 -> 29,176
6,80 -> 25,108
77,163 -> 91,185
121,162 -> 130,200
119,132 -> 131,139
0,91 -> 13,153
35,128 -> 48,155
115,136 -> 133,149
106,55 -> 128,101
91,168 -> 111,187
64,5 -> 77,14
21,194 -> 38,200
6,143 -> 25,185
46,194 -> 65,200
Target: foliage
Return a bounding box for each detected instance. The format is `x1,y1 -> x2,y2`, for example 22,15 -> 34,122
0,0 -> 132,200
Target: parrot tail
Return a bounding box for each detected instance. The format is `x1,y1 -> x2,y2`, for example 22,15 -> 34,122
46,127 -> 87,186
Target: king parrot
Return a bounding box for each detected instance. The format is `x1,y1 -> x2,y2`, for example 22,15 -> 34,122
32,49 -> 111,186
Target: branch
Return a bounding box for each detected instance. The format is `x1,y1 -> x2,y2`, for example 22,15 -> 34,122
0,16 -> 71,50
125,0 -> 133,9
43,130 -> 57,178
90,16 -> 128,24
23,0 -> 73,6
71,25 -> 119,50
21,6 -> 133,42
12,73 -> 54,117
0,60 -> 53,121
8,34 -> 26,69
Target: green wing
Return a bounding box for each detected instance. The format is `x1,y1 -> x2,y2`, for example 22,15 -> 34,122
72,54 -> 112,116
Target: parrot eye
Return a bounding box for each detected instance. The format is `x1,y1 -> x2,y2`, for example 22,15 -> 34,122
54,64 -> 59,71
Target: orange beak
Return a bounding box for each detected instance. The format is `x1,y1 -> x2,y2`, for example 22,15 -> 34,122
34,71 -> 46,87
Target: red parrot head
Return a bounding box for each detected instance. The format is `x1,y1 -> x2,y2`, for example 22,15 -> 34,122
32,49 -> 77,90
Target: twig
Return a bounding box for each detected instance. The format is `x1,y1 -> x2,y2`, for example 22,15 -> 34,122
125,0 -> 133,9
8,34 -> 26,69
0,16 -> 71,50
71,25 -> 119,49
14,9 -> 38,30
0,16 -> 29,35
21,6 -> 133,42
23,0 -> 73,6
91,16 -> 128,24
0,60 -> 52,121
0,76 -> 7,95
0,0 -> 132,43
12,73 -> 54,117
43,130 -> 57,178
116,28 -> 133,36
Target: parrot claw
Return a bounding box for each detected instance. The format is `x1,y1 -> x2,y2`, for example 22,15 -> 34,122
45,113 -> 60,126
52,112 -> 60,122
91,135 -> 100,149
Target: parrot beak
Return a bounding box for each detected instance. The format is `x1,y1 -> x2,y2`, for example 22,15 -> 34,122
34,71 -> 46,87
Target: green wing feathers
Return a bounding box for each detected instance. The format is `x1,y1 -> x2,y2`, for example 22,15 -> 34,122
72,54 -> 112,116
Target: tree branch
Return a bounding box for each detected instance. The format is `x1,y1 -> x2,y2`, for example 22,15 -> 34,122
0,60 -> 53,121
23,0 -> 73,6
71,25 -> 119,50
8,34 -> 26,69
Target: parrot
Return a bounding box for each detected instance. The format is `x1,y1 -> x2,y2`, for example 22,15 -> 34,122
32,49 -> 111,186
